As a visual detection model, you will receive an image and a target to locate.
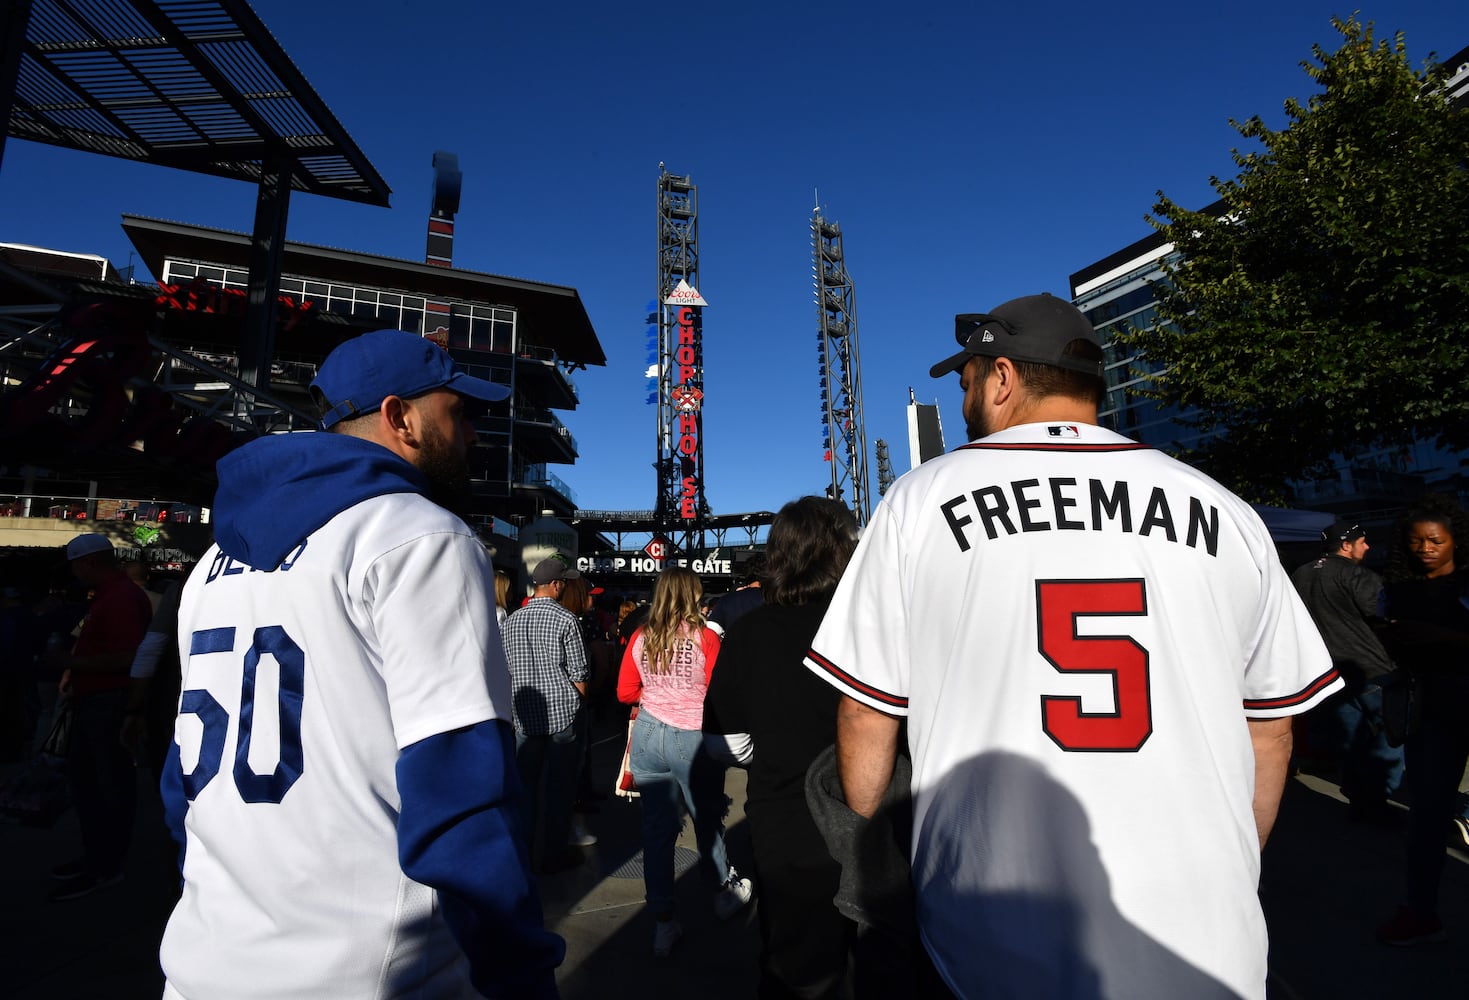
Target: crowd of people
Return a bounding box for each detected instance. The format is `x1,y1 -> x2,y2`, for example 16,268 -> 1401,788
1,312 -> 1467,999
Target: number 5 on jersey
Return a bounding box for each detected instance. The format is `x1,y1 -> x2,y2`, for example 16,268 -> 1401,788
1036,579 -> 1152,752
180,626 -> 306,803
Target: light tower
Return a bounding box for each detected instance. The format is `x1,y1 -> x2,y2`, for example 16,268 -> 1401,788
812,208 -> 871,526
654,165 -> 710,551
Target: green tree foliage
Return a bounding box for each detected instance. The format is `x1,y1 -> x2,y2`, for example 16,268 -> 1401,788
1117,16 -> 1469,501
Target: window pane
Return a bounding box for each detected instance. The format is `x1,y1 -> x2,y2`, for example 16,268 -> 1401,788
449,311 -> 471,349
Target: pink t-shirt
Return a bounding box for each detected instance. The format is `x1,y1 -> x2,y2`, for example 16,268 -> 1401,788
617,623 -> 721,731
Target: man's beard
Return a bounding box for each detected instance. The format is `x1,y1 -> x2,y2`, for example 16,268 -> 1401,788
419,422 -> 474,519
964,401 -> 991,442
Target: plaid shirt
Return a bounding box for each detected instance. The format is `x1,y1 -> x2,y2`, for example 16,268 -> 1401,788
502,597 -> 588,735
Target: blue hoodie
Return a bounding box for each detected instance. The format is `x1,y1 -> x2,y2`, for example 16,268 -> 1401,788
163,432 -> 564,998
212,432 -> 427,568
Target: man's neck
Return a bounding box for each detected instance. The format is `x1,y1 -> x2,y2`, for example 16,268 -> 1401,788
1007,396 -> 1098,429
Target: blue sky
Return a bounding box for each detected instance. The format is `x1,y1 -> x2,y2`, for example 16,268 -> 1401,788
2,2 -> 1462,523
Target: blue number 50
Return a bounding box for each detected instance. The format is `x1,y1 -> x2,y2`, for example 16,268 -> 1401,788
181,626 -> 306,804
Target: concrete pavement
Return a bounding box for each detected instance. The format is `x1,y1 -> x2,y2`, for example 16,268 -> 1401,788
2,723 -> 1466,999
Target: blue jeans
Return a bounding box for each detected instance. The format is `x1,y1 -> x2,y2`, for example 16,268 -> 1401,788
1331,683 -> 1405,808
629,711 -> 731,914
514,708 -> 582,865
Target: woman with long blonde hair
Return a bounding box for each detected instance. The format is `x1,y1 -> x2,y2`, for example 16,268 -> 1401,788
617,566 -> 751,957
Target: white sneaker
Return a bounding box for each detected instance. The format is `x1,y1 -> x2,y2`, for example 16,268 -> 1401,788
713,869 -> 753,920
568,822 -> 597,848
653,918 -> 682,958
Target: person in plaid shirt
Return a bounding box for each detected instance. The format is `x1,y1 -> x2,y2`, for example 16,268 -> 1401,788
504,557 -> 590,873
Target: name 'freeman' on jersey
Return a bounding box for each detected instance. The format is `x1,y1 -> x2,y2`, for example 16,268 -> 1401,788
939,477 -> 1220,557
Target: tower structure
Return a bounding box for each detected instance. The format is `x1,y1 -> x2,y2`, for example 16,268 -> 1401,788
875,438 -> 896,497
812,209 -> 871,526
425,151 -> 461,267
654,166 -> 710,551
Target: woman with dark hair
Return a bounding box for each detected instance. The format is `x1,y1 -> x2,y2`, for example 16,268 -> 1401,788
702,496 -> 860,999
1375,495 -> 1469,946
617,566 -> 752,958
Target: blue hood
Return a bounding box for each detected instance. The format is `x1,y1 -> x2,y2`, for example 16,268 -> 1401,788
213,433 -> 428,569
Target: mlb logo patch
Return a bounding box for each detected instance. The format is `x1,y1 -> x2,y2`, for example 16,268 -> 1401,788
1047,425 -> 1081,438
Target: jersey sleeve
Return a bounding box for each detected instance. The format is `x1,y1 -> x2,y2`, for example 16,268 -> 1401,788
805,501 -> 911,715
368,531 -> 510,749
617,630 -> 644,705
701,626 -> 720,684
1241,521 -> 1342,718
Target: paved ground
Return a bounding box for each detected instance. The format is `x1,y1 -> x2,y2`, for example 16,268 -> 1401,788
2,724 -> 1466,999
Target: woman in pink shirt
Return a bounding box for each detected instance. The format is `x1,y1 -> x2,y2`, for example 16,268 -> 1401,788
618,566 -> 752,957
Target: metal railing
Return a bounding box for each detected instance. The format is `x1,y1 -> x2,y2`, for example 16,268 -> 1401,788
0,494 -> 207,522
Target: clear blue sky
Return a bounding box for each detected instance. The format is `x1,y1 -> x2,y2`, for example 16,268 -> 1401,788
2,2 -> 1462,522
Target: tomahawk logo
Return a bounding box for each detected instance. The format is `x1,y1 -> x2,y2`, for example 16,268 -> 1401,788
1046,425 -> 1080,438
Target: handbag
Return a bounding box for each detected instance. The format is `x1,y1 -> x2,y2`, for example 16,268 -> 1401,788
615,706 -> 640,798
40,696 -> 74,764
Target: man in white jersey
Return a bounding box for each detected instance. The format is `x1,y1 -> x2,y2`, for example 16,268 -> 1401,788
160,329 -> 563,999
805,294 -> 1340,999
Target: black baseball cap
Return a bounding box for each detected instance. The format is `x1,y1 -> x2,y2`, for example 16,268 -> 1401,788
532,557 -> 581,585
311,329 -> 510,430
929,293 -> 1103,379
1322,519 -> 1367,548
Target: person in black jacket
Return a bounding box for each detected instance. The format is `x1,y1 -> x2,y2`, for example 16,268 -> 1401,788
703,497 -> 861,999
1374,496 -> 1469,947
1290,519 -> 1402,821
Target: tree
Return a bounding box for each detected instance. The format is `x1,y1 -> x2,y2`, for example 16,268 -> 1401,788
1116,16 -> 1469,501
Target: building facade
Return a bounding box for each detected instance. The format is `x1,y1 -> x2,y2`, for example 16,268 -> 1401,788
120,215 -> 602,532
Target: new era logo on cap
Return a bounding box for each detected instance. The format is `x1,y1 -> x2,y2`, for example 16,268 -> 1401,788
981,331 -> 995,343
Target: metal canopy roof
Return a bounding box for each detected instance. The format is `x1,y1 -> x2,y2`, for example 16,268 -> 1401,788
9,0 -> 391,206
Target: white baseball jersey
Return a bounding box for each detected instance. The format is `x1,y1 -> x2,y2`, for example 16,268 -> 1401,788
807,422 -> 1339,1000
161,493 -> 511,1000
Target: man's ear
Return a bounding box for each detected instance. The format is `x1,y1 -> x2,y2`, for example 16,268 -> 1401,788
379,394 -> 420,447
990,356 -> 1019,407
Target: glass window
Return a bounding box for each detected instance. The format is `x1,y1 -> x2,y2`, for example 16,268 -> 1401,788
491,317 -> 514,353
327,285 -> 355,316
400,307 -> 422,334
449,310 -> 472,349
464,314 -> 489,352
304,281 -> 330,299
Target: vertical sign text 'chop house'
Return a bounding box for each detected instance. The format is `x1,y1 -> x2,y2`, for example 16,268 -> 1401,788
666,279 -> 707,519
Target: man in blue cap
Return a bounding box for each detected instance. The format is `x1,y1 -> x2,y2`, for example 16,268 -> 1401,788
159,330 -> 564,999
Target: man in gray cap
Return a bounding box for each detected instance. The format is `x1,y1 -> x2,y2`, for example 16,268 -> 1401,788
51,532 -> 153,900
503,556 -> 591,873
806,293 -> 1339,999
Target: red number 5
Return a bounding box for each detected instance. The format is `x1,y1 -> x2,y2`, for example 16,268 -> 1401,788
1036,579 -> 1151,752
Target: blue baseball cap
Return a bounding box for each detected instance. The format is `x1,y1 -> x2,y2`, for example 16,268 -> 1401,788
310,329 -> 511,430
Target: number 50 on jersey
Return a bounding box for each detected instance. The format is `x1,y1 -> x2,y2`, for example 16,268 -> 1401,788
178,625 -> 306,804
